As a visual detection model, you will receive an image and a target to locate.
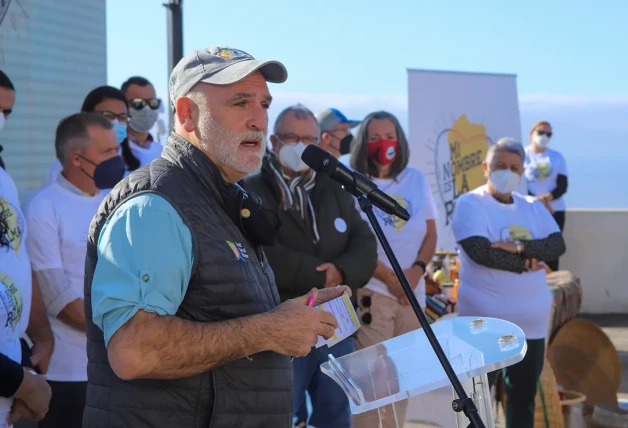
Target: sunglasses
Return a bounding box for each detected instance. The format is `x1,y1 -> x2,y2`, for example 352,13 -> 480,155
100,111 -> 130,123
360,295 -> 372,325
537,130 -> 553,138
129,98 -> 161,111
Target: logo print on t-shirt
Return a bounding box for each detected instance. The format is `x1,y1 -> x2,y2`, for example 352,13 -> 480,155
536,162 -> 550,182
376,196 -> 412,231
504,224 -> 533,242
0,198 -> 23,255
0,272 -> 22,332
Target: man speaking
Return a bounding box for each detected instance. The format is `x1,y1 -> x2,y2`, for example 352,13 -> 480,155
83,46 -> 346,428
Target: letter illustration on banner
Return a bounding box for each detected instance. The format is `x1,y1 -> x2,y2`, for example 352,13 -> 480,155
434,114 -> 490,227
407,69 -> 522,250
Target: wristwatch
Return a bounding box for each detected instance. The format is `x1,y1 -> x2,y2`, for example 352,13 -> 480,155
412,260 -> 427,272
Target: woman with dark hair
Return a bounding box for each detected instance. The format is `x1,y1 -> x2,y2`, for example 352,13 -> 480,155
44,86 -> 130,186
350,111 -> 438,428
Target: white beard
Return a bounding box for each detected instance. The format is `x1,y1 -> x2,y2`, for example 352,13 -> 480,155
196,104 -> 266,175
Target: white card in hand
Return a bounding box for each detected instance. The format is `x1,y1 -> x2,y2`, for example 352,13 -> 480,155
314,291 -> 361,348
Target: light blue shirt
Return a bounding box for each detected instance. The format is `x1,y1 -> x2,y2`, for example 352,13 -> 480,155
91,193 -> 194,347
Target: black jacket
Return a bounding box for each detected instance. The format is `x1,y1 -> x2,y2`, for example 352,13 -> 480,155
242,158 -> 377,302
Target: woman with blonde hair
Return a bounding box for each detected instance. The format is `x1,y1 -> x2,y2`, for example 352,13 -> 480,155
524,120 -> 568,270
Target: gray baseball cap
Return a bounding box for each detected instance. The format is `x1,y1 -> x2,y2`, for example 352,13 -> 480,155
169,46 -> 288,108
315,108 -> 361,133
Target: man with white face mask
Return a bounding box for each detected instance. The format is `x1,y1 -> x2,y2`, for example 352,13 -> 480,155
452,137 -> 566,428
243,105 -> 377,428
119,76 -> 163,172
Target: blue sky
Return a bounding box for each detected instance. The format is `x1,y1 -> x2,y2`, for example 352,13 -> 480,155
107,0 -> 627,96
106,0 -> 627,207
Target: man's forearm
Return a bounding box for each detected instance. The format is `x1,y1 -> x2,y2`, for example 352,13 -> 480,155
26,276 -> 54,347
58,299 -> 86,331
108,310 -> 271,381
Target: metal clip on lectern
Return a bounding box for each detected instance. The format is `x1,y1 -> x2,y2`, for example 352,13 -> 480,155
321,316 -> 526,428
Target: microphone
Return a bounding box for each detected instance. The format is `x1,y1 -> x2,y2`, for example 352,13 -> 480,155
301,145 -> 410,221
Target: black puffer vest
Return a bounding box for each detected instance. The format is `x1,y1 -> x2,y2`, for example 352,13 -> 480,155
83,134 -> 292,428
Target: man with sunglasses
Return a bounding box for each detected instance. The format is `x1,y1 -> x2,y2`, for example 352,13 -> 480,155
120,76 -> 164,171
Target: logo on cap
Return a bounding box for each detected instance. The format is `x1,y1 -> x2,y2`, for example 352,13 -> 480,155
217,48 -> 248,59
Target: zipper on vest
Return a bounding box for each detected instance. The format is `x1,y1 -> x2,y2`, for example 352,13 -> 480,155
237,192 -> 267,272
236,192 -> 276,306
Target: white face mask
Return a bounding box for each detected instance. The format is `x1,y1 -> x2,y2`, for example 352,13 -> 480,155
278,142 -> 309,172
489,169 -> 521,194
0,114 -> 5,132
534,133 -> 550,148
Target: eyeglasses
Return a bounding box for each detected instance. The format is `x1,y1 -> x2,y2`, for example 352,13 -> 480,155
276,133 -> 318,145
360,295 -> 372,325
326,129 -> 349,139
129,98 -> 161,111
99,111 -> 130,123
537,130 -> 553,138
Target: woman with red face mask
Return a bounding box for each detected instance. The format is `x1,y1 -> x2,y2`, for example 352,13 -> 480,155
349,111 -> 438,428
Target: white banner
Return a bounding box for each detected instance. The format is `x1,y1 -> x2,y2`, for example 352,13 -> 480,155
407,69 -> 522,250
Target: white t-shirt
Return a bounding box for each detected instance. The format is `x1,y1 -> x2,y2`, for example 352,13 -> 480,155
0,168 -> 32,337
43,159 -> 63,187
524,146 -> 568,211
358,167 -> 437,307
452,185 -> 559,339
25,182 -> 106,381
0,268 -> 24,426
129,139 -> 163,168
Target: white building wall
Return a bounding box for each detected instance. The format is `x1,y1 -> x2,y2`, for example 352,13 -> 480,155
0,0 -> 106,204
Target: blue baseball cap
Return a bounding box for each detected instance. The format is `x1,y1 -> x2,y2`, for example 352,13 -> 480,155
315,108 -> 360,133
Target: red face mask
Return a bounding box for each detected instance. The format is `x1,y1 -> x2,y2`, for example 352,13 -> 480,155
368,139 -> 398,165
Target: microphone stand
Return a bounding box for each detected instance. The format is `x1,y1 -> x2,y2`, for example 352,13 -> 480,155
355,190 -> 486,428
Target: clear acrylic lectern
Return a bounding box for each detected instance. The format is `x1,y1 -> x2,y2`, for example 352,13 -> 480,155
320,316 -> 526,428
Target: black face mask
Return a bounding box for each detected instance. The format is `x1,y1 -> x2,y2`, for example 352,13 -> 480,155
220,182 -> 281,246
339,134 -> 353,155
76,154 -> 127,190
